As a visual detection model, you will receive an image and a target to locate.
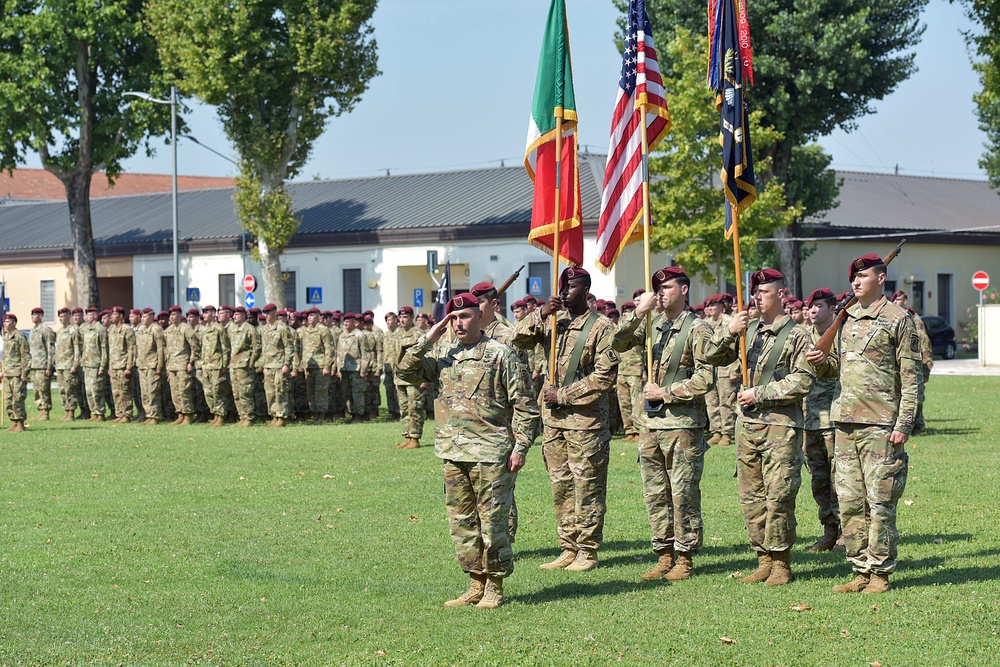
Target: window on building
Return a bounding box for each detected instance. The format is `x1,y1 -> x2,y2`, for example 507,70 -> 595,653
937,273 -> 953,325
40,280 -> 55,321
911,280 -> 924,315
283,271 -> 297,310
527,261 -> 551,300
218,273 -> 236,308
161,275 -> 175,312
883,280 -> 897,297
343,268 -> 362,313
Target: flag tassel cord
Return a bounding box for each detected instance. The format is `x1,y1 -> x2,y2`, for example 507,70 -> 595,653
731,210 -> 749,385
640,103 -> 654,375
549,114 -> 563,386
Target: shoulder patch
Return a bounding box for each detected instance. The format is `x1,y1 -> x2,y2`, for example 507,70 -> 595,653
910,333 -> 920,354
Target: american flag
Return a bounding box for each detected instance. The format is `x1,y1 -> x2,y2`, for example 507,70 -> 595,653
595,0 -> 671,274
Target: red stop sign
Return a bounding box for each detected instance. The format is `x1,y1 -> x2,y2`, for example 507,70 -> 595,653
243,275 -> 256,293
972,271 -> 990,292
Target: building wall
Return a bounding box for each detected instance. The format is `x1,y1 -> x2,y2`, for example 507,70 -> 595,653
0,257 -> 134,321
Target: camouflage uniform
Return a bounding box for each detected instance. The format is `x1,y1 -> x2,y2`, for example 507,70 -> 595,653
259,319 -> 296,419
164,321 -> 200,416
613,310 -> 715,555
107,322 -> 138,419
2,328 -> 30,421
362,328 -> 381,417
336,327 -> 368,419
615,333 -> 644,439
911,312 -> 933,433
135,322 -> 166,421
704,313 -> 739,439
803,324 -> 841,535
54,323 -> 83,416
814,297 -> 920,575
29,321 -> 56,414
394,324 -> 426,439
81,321 -> 110,417
299,322 -> 333,416
397,332 -> 539,579
200,321 -> 231,419
292,328 -> 308,417
229,320 -> 261,422
382,327 -> 401,419
511,309 -> 619,556
188,323 -> 208,418
703,315 -> 815,554
326,324 -> 344,418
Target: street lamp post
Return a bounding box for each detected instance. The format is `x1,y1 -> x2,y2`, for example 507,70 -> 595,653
124,85 -> 180,306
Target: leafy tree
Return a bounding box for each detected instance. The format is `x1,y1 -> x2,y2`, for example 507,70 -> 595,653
961,0 -> 1000,189
624,0 -> 926,295
0,1 -> 171,307
147,0 -> 380,307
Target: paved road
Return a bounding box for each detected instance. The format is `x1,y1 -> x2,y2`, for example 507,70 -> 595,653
930,358 -> 1000,377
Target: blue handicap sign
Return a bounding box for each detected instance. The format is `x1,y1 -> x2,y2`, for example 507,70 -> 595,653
307,287 -> 322,304
244,292 -> 256,308
414,288 -> 424,308
528,277 -> 543,296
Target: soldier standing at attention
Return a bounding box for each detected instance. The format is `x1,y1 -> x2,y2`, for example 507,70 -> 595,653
704,294 -> 738,446
703,269 -> 815,586
802,288 -> 844,552
199,305 -> 231,426
81,307 -> 110,421
393,306 -> 426,448
128,309 -> 146,421
361,315 -> 381,419
382,312 -> 401,420
54,307 -> 83,421
3,313 -> 30,432
186,308 -> 208,421
397,293 -> 539,609
258,303 -> 296,427
612,267 -> 715,582
336,313 -> 368,423
217,305 -> 238,421
28,307 -> 56,420
107,306 -> 137,423
511,267 -> 620,572
326,311 -> 344,419
164,305 -> 200,426
135,308 -> 166,425
891,290 -> 932,436
228,306 -> 261,426
615,300 -> 644,442
71,307 -> 90,419
807,254 -> 920,594
299,308 -> 333,423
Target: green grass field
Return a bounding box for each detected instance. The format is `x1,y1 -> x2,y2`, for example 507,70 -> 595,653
1,376 -> 998,666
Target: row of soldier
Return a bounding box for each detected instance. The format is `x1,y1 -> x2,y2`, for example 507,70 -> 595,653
408,257 -> 921,609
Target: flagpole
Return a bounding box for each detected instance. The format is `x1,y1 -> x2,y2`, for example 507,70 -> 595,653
639,104 -> 654,375
549,115 -> 563,386
731,210 -> 749,385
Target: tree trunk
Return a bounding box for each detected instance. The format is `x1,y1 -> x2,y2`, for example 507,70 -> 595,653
64,173 -> 101,308
258,236 -> 285,309
773,221 -> 802,299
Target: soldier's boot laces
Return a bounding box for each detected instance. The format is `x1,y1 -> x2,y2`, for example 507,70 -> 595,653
475,577 -> 504,609
641,550 -> 674,581
717,434 -> 732,446
665,552 -> 694,581
443,573 -> 487,608
765,550 -> 792,586
832,573 -> 871,593
739,552 -> 773,583
862,573 -> 891,595
707,433 -> 722,446
539,550 -> 578,570
565,549 -> 598,572
806,525 -> 841,552
38,411 -> 49,421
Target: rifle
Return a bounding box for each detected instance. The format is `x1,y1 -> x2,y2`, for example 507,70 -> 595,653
496,265 -> 525,299
813,239 -> 907,355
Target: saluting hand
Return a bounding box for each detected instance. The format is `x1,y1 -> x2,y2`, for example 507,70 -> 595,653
425,312 -> 455,343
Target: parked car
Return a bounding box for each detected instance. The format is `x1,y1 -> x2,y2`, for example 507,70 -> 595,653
920,316 -> 957,359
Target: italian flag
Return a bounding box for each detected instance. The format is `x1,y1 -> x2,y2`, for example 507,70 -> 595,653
524,0 -> 583,268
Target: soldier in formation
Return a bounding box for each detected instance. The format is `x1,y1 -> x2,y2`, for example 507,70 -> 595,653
81,307 -> 109,421
3,313 -> 30,431
107,306 -> 137,423
393,306 -> 426,448
54,307 -> 82,421
28,307 -> 56,420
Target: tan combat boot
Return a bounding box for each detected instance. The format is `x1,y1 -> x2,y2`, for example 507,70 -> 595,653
235,419 -> 253,427
273,417 -> 286,428
38,410 -> 50,421
8,420 -> 25,432
665,552 -> 694,581
143,418 -> 159,426
476,577 -> 505,609
170,414 -> 184,425
832,535 -> 846,552
210,415 -> 224,427
539,549 -> 577,570
832,573 -> 871,593
707,433 -> 722,446
806,525 -> 840,552
401,438 -> 420,449
641,550 -> 674,581
443,573 -> 487,608
393,440 -> 409,449
565,549 -> 598,572
739,552 -> 773,583
178,414 -> 192,426
717,434 -> 732,446
765,550 -> 792,586
93,414 -> 106,422
61,412 -> 75,421
862,573 -> 891,594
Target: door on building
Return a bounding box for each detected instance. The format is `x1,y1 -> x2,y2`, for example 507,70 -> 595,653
937,273 -> 953,325
911,280 -> 924,315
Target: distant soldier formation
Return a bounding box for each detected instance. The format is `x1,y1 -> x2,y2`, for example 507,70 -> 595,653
1,252 -> 931,607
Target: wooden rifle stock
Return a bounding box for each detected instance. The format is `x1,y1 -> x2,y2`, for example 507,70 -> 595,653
813,239 -> 907,354
496,265 -> 525,299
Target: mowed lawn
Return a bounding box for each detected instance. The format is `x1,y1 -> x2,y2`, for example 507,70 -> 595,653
1,376 -> 998,666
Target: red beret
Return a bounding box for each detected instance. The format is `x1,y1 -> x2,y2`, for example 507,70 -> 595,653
112,306 -> 126,314
234,306 -> 246,314
332,309 -> 342,315
262,303 -> 277,313
891,289 -> 906,300
220,305 -> 234,313
705,293 -> 723,306
4,313 -> 16,323
559,267 -> 591,292
307,307 -> 320,315
58,307 -> 71,316
249,307 -> 262,315
446,292 -> 479,314
633,288 -> 645,298
720,293 -> 734,302
158,311 -> 169,318
72,307 -> 84,314
523,295 -> 537,304
511,300 -> 526,310
186,308 -> 199,317
322,310 -> 333,317
750,268 -> 784,293
694,304 -> 705,313
805,288 -> 835,308
384,311 -> 396,320
130,308 -> 141,316
622,301 -> 635,310
140,307 -> 154,315
606,308 -> 620,317
202,305 -> 216,312
651,266 -> 686,292
362,315 -> 373,324
470,281 -> 496,297
398,306 -> 414,315
595,299 -> 607,309
86,307 -> 99,314
169,305 -> 182,314
277,309 -> 288,317
363,310 -> 374,316
605,301 -> 617,309
31,307 -> 44,315
790,300 -> 804,310
100,309 -> 112,317
343,312 -> 357,320
849,253 -> 885,279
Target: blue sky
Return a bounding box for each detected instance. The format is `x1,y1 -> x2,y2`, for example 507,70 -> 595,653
24,0 -> 989,182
